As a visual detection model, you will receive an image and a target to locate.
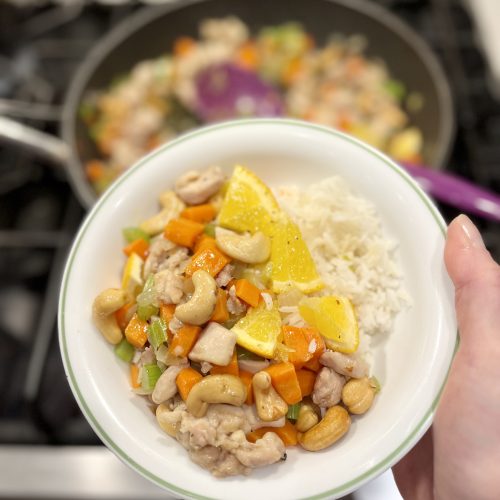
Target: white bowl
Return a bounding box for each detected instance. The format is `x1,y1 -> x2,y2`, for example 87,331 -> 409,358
58,119 -> 457,500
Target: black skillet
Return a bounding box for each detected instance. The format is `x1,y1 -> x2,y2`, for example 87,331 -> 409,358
0,0 -> 454,209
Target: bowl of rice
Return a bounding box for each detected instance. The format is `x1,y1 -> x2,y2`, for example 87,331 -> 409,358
59,118 -> 457,499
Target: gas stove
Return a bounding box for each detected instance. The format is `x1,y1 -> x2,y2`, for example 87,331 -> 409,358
0,1 -> 498,498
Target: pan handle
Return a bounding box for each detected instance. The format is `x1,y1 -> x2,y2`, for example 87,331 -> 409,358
0,116 -> 71,166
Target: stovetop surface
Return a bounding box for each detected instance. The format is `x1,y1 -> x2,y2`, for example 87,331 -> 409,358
0,0 -> 498,447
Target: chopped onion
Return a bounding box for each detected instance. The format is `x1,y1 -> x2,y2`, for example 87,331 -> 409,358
238,358 -> 270,374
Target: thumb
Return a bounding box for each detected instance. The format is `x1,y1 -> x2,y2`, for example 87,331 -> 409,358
444,214 -> 500,343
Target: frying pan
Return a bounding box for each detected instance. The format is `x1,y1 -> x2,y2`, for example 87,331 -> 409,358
0,0 -> 455,210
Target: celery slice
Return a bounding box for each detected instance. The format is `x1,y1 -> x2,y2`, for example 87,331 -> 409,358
141,364 -> 162,392
136,275 -> 158,320
148,318 -> 167,350
137,275 -> 156,306
137,303 -> 159,321
114,338 -> 135,363
203,223 -> 216,238
286,403 -> 301,422
123,227 -> 150,243
236,346 -> 263,361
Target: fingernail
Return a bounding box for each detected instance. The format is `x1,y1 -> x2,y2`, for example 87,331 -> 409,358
455,214 -> 486,249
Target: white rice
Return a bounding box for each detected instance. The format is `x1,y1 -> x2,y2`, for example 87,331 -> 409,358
275,176 -> 410,341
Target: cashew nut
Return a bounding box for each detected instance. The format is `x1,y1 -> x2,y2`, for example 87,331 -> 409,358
215,227 -> 271,264
298,405 -> 351,452
139,191 -> 185,236
174,270 -> 217,325
152,363 -> 188,404
92,288 -> 128,344
252,371 -> 288,422
175,166 -> 225,205
186,375 -> 247,418
342,377 -> 376,415
156,403 -> 180,437
295,402 -> 320,432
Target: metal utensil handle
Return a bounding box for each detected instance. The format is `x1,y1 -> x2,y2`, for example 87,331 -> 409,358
0,115 -> 71,166
403,162 -> 500,222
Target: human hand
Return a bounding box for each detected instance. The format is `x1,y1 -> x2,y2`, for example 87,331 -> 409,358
393,214 -> 500,499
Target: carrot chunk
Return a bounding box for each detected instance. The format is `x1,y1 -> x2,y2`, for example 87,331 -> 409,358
123,238 -> 149,260
114,302 -> 135,331
211,350 -> 239,376
164,218 -> 204,249
159,304 -> 176,343
245,430 -> 262,444
176,367 -> 203,401
303,327 -> 325,360
246,420 -> 298,446
265,362 -> 302,404
210,289 -> 229,323
272,420 -> 298,446
303,357 -> 321,372
296,369 -> 316,397
180,204 -> 216,223
124,313 -> 149,349
194,234 -> 214,253
168,324 -> 201,358
173,36 -> 196,57
130,364 -> 140,389
239,370 -> 254,405
235,279 -> 261,308
185,239 -> 230,277
85,160 -> 105,182
159,304 -> 176,323
282,326 -> 312,369
236,41 -> 258,70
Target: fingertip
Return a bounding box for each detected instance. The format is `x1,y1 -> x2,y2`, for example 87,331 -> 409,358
447,214 -> 485,250
445,215 -> 492,289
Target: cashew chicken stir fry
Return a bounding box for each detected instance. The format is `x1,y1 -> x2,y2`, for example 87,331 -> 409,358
93,165 -> 381,477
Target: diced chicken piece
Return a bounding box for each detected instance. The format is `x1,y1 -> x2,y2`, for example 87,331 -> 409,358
166,401 -> 284,477
121,106 -> 164,144
152,364 -> 187,404
175,166 -> 225,205
320,350 -> 369,379
188,445 -> 220,470
312,367 -> 346,408
200,17 -> 249,47
154,269 -> 184,304
182,416 -> 217,449
234,431 -> 285,468
177,404 -> 250,450
215,264 -> 234,287
189,447 -> 249,478
144,238 -> 188,277
111,141 -> 144,168
162,248 -> 190,274
144,238 -> 175,276
188,322 -> 237,366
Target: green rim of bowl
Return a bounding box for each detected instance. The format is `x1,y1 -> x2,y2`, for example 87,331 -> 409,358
58,118 -> 452,500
